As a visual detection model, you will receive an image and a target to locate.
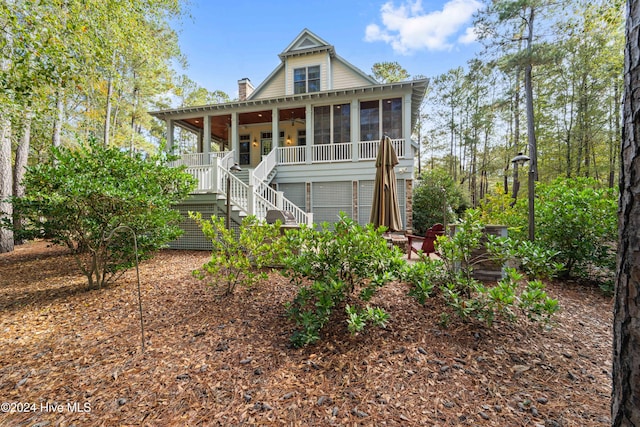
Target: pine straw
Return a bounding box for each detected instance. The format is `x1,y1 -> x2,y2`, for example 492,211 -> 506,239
0,241 -> 612,426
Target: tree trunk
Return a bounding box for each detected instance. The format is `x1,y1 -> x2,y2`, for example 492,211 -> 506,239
0,117 -> 13,253
524,6 -> 538,181
13,112 -> 31,245
612,0 -> 640,423
52,87 -> 64,147
104,75 -> 113,147
103,51 -> 117,147
611,80 -> 621,188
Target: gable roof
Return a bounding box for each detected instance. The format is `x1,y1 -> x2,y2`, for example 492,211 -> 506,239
248,28 -> 377,100
278,28 -> 335,59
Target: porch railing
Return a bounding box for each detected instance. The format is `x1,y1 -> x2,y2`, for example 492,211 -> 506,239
358,139 -> 405,160
188,166 -> 214,193
253,148 -> 277,184
170,151 -> 230,167
254,181 -> 310,225
275,138 -> 406,165
312,142 -> 352,163
277,145 -> 306,164
182,151 -> 311,225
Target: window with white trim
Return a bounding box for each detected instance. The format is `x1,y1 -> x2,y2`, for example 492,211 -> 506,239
294,65 -> 320,94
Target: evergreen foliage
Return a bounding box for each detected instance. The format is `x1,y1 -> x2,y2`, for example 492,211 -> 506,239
6,139 -> 195,288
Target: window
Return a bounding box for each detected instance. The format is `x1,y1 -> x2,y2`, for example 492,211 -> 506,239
239,134 -> 250,165
333,104 -> 351,143
298,129 -> 306,146
260,132 -> 272,156
359,98 -> 403,141
314,106 -> 331,144
360,100 -> 380,141
382,98 -> 402,139
294,65 -> 320,94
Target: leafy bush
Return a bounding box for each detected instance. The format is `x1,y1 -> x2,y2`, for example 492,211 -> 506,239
400,259 -> 446,305
479,184 -> 528,241
7,139 -> 195,289
412,169 -> 469,234
436,211 -> 559,326
441,268 -> 558,327
191,213 -> 287,297
436,209 -> 485,292
535,177 -> 617,278
283,213 -> 404,347
346,304 -> 390,334
486,236 -> 564,280
480,178 -> 618,281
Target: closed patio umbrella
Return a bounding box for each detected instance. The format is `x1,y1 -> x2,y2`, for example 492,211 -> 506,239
370,136 -> 403,231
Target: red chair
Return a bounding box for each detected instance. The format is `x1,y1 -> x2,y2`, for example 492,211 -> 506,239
407,223 -> 445,259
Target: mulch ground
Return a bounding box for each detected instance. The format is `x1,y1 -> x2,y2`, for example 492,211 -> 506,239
0,241 -> 612,426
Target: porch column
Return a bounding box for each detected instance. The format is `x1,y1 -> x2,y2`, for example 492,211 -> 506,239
404,94 -> 412,158
231,112 -> 238,163
351,99 -> 359,162
166,119 -> 174,152
305,104 -> 313,165
272,107 -> 279,149
203,114 -> 211,159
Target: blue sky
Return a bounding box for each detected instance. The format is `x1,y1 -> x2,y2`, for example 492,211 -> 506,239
173,0 -> 484,98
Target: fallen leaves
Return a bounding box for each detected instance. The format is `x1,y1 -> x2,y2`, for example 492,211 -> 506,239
0,241 -> 613,426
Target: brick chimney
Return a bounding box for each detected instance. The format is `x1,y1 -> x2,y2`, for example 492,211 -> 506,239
238,78 -> 254,101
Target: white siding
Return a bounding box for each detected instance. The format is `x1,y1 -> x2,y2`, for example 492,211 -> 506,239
332,60 -> 373,90
254,68 -> 286,99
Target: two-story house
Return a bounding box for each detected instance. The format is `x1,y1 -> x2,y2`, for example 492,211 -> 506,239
150,29 -> 428,249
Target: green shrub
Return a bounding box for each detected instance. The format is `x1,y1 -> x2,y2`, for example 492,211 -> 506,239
191,213 -> 287,297
478,184 -> 529,241
486,236 -> 564,280
7,139 -> 196,289
401,259 -> 446,305
283,213 -> 403,347
346,304 -> 390,334
412,169 -> 469,234
436,212 -> 559,327
436,209 -> 485,293
441,268 -> 558,327
518,279 -> 560,322
480,178 -> 618,282
535,177 -> 617,278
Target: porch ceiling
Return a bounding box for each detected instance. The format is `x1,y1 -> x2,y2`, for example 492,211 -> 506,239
180,107 -> 306,140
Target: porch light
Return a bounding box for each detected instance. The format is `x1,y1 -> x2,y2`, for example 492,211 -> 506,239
510,152 -> 534,241
253,138 -> 258,147
286,135 -> 292,145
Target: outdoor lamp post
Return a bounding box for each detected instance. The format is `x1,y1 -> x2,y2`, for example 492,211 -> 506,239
225,161 -> 242,230
510,153 -> 534,241
510,153 -> 530,204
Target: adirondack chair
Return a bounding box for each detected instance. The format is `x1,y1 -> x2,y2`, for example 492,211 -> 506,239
407,223 -> 445,259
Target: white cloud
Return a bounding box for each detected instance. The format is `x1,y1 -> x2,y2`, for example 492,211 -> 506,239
365,0 -> 483,54
458,26 -> 479,44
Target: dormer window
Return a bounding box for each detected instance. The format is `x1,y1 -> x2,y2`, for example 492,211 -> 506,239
294,65 -> 320,94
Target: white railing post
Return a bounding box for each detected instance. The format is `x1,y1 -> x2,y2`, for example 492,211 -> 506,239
276,191 -> 284,210
306,212 -> 314,226
247,185 -> 255,216
211,158 -> 220,192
